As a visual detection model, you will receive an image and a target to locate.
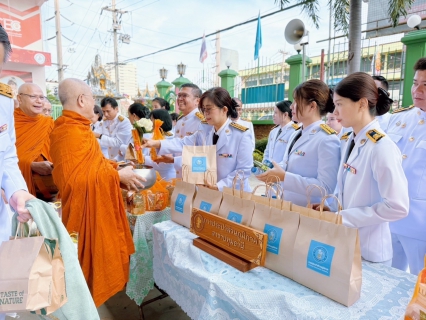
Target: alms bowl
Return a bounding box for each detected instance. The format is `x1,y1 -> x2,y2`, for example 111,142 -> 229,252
133,164 -> 157,190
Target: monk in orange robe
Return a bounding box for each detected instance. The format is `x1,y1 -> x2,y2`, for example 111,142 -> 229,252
50,78 -> 145,307
15,83 -> 55,200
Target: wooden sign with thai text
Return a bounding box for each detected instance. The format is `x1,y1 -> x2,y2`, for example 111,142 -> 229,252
190,208 -> 267,266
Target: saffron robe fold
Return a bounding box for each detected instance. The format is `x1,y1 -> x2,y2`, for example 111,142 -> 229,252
14,108 -> 54,195
50,110 -> 135,307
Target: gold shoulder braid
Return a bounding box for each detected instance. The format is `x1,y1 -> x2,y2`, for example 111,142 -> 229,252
177,114 -> 184,121
292,123 -> 301,130
271,124 -> 279,130
320,124 -> 337,134
230,122 -> 248,131
340,131 -> 352,141
164,131 -> 173,137
201,120 -> 209,124
366,129 -> 385,143
118,115 -> 124,122
392,105 -> 414,114
0,83 -> 13,98
195,112 -> 205,121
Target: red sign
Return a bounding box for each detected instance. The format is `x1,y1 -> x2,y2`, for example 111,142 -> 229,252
0,4 -> 41,48
9,47 -> 51,66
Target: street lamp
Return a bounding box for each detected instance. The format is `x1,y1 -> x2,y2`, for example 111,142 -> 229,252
159,67 -> 168,80
294,43 -> 302,54
225,60 -> 232,69
177,62 -> 186,77
407,14 -> 422,30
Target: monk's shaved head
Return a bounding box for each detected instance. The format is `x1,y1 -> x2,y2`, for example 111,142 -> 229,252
58,78 -> 95,120
17,83 -> 45,117
18,83 -> 43,95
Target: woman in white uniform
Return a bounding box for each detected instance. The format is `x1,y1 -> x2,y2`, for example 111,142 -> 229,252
143,87 -> 253,191
257,79 -> 340,206
319,72 -> 409,264
263,100 -> 298,164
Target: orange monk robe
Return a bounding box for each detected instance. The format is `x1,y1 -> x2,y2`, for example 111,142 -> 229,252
14,108 -> 54,195
50,110 -> 135,307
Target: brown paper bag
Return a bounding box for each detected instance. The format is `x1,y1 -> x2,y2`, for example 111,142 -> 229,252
182,132 -> 217,185
193,186 -> 223,215
171,180 -> 196,228
250,202 -> 300,278
0,234 -> 54,312
292,214 -> 362,306
218,191 -> 255,226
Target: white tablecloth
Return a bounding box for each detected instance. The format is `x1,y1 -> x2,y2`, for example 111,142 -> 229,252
153,220 -> 417,320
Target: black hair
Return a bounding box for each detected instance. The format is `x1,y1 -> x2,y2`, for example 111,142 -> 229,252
170,112 -> 179,121
93,105 -> 103,121
276,100 -> 293,119
100,97 -> 118,108
199,87 -> 238,119
293,79 -> 334,117
414,58 -> 426,71
0,25 -> 12,62
152,97 -> 170,111
335,72 -> 393,116
128,102 -> 150,119
180,83 -> 202,98
372,75 -> 389,91
150,109 -> 173,132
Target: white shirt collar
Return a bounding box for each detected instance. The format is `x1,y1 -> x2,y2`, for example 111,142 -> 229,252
215,118 -> 231,135
302,119 -> 323,134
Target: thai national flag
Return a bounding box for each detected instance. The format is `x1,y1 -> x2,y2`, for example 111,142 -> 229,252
199,33 -> 208,63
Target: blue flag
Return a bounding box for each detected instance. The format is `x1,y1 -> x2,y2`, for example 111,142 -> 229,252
254,12 -> 262,60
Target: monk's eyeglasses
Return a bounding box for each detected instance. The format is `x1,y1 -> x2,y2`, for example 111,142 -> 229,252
19,93 -> 46,101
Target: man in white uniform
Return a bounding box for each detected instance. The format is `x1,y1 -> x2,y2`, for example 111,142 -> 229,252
0,25 -> 35,320
232,98 -> 255,150
388,57 -> 426,275
94,97 -> 132,161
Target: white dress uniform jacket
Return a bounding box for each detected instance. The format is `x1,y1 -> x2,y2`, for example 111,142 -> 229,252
263,122 -> 297,163
94,113 -> 132,161
159,119 -> 253,191
0,88 -> 28,244
142,132 -> 176,181
337,120 -> 409,262
279,120 -> 340,206
387,106 -> 426,241
376,112 -> 391,132
235,117 -> 255,151
172,108 -> 207,177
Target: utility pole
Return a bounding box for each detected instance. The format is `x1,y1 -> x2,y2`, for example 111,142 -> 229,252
54,0 -> 64,81
102,0 -> 127,93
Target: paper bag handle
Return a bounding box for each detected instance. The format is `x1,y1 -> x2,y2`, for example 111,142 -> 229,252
267,181 -> 284,200
320,194 -> 343,224
231,175 -> 244,198
204,169 -> 217,188
306,184 -> 326,208
14,222 -> 33,239
182,164 -> 190,182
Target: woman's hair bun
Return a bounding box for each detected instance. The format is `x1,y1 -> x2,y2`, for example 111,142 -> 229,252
324,87 -> 335,113
376,87 -> 393,116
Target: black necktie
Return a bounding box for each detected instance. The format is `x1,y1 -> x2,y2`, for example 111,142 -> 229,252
346,139 -> 356,162
213,132 -> 219,145
275,128 -> 282,140
288,130 -> 302,154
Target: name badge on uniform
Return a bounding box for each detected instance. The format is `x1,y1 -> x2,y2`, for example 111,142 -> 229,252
0,124 -> 7,133
294,149 -> 305,156
343,163 -> 357,174
219,153 -> 232,158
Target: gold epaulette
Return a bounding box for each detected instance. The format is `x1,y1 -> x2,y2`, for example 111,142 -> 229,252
201,120 -> 209,124
118,115 -> 124,122
366,129 -> 385,143
240,117 -> 251,122
0,83 -> 12,98
320,124 -> 337,134
392,105 -> 414,114
230,122 -> 249,132
271,124 -> 279,130
164,131 -> 173,137
195,112 -> 205,121
340,131 -> 352,141
177,114 -> 184,121
292,123 -> 301,130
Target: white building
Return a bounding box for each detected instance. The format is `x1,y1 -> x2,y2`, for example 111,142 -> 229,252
106,63 -> 138,98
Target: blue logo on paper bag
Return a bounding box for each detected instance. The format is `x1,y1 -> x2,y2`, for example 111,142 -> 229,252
200,201 -> 212,212
175,194 -> 187,213
192,157 -> 207,173
306,240 -> 335,277
227,211 -> 242,224
263,224 -> 283,255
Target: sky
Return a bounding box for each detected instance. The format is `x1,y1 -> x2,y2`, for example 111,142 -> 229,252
41,0 -> 376,91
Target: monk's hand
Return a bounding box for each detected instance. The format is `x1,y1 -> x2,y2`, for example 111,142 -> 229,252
118,165 -> 146,191
31,161 -> 53,175
9,190 -> 35,223
141,139 -> 161,149
256,161 -> 285,182
154,155 -> 174,164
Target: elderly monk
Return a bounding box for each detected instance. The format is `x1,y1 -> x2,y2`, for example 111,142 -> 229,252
50,78 -> 145,307
15,83 -> 55,200
43,99 -> 53,117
